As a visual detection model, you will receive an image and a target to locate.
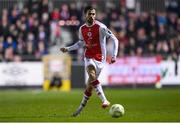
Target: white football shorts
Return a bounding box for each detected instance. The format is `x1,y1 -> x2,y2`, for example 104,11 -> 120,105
84,58 -> 105,77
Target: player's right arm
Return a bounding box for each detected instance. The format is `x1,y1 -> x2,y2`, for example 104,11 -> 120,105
60,27 -> 84,53
60,40 -> 84,53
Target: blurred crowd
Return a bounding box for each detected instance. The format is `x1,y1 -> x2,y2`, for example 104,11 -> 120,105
0,0 -> 49,62
0,0 -> 180,62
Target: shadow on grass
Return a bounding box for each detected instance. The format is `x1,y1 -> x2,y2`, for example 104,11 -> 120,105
0,113 -> 71,119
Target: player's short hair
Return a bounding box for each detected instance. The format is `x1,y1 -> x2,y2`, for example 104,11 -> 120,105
84,6 -> 95,14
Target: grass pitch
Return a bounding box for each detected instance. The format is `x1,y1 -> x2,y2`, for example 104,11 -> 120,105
0,88 -> 180,122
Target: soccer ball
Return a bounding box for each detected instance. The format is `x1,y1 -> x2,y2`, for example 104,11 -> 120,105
109,104 -> 125,118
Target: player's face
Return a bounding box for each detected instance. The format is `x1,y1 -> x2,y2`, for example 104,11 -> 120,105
85,9 -> 96,25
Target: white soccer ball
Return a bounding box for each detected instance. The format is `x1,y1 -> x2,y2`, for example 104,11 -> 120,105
109,104 -> 125,118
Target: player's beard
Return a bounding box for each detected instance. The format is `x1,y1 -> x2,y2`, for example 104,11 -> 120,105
87,17 -> 94,26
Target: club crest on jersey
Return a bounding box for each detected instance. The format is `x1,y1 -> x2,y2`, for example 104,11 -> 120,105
87,32 -> 92,37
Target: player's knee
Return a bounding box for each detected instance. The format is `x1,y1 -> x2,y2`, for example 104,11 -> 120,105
88,71 -> 96,80
87,65 -> 96,80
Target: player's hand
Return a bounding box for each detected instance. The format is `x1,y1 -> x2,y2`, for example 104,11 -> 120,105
110,57 -> 116,64
60,47 -> 68,53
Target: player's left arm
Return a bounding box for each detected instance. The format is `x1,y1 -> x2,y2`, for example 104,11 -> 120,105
103,27 -> 119,64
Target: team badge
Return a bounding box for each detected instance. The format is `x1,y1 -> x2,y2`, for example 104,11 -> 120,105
87,32 -> 92,37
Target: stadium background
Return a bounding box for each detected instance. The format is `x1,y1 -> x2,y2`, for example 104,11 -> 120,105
0,0 -> 180,122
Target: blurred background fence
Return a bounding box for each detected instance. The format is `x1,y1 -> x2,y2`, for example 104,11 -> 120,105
0,0 -> 179,89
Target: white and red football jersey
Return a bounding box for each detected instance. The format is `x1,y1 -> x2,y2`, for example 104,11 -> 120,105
67,20 -> 118,62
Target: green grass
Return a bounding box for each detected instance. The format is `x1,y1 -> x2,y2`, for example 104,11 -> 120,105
0,88 -> 180,122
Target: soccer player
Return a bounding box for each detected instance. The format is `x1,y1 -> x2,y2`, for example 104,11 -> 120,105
60,6 -> 118,117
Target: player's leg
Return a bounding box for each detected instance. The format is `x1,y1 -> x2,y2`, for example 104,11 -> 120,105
91,79 -> 110,108
72,80 -> 93,117
89,62 -> 110,108
72,59 -> 95,117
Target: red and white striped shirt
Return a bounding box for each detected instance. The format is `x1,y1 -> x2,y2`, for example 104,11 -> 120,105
67,20 -> 118,62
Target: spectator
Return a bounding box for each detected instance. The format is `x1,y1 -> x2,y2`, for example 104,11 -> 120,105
35,41 -> 48,59
0,0 -> 179,62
